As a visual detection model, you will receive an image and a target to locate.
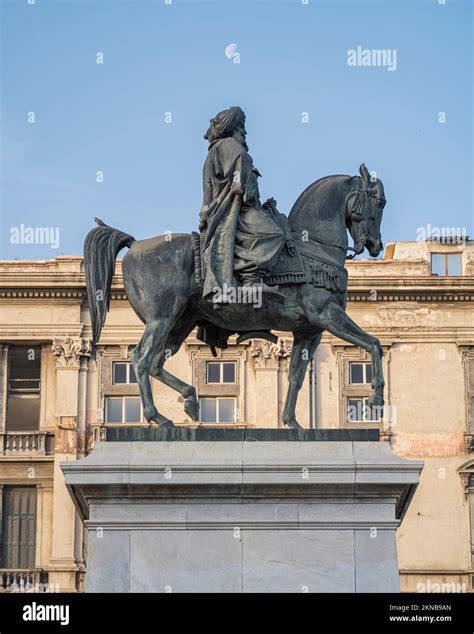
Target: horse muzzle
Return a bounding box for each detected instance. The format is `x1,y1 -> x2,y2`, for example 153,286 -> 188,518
365,237 -> 383,257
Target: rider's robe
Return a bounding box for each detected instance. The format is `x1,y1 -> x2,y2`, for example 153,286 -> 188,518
199,137 -> 285,299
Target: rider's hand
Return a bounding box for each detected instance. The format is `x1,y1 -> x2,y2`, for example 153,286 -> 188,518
263,197 -> 277,211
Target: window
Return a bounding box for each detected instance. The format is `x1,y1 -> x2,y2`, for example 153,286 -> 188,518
1,487 -> 37,569
431,253 -> 462,276
105,396 -> 142,423
347,398 -> 381,423
112,362 -> 137,384
349,362 -> 372,385
199,397 -> 236,423
206,362 -> 236,384
7,346 -> 41,431
342,355 -> 382,428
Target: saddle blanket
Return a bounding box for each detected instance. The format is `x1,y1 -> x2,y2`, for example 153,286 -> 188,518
191,232 -> 348,294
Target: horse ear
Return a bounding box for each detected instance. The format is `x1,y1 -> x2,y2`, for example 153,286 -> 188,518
359,163 -> 370,183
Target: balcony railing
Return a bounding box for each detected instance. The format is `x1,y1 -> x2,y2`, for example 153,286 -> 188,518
0,569 -> 49,592
0,431 -> 54,456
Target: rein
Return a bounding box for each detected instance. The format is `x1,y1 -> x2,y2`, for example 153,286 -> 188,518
292,230 -> 356,258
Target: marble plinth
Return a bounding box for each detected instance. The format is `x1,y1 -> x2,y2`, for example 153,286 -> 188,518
61,433 -> 422,593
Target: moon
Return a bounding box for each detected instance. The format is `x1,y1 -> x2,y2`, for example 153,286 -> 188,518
225,43 -> 238,59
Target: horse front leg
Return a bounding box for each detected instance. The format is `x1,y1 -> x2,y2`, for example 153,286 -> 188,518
282,332 -> 322,429
318,301 -> 385,412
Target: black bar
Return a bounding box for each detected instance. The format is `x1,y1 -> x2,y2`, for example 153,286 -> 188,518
0,592 -> 472,634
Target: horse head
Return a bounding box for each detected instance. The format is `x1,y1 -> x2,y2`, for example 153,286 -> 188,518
346,163 -> 386,258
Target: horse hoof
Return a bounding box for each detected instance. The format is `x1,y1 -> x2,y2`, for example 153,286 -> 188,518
158,419 -> 175,429
282,418 -> 303,430
147,415 -> 175,428
184,397 -> 199,422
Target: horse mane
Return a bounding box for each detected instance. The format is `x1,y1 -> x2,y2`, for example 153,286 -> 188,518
288,174 -> 351,221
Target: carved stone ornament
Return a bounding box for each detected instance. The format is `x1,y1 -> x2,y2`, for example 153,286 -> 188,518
52,337 -> 92,368
250,338 -> 292,369
458,460 -> 474,496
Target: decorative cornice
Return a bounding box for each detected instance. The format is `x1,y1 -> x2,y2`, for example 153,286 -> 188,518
1,287 -> 473,303
349,292 -> 474,302
0,264 -> 473,304
52,337 -> 92,369
0,325 -> 84,340
250,338 -> 292,369
0,290 -> 85,299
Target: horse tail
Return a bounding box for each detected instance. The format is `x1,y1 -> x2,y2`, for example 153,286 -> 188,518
83,218 -> 136,344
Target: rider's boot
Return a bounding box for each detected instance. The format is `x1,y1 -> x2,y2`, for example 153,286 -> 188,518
242,276 -> 286,304
258,282 -> 285,304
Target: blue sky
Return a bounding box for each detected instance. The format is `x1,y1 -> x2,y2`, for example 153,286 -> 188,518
1,0 -> 472,259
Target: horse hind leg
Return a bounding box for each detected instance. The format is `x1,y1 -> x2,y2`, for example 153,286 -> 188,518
148,314 -> 199,422
282,332 -> 322,429
132,319 -> 175,427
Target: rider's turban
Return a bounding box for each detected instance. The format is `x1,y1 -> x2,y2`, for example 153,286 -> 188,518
204,106 -> 246,142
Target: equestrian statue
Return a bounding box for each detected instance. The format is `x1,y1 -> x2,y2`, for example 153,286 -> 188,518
84,106 -> 386,429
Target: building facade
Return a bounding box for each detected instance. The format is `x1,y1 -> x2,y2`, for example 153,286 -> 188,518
0,239 -> 473,593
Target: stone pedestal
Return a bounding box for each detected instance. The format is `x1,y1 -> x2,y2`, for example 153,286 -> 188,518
61,429 -> 423,593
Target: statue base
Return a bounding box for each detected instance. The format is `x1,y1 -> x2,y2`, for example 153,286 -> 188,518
62,430 -> 423,593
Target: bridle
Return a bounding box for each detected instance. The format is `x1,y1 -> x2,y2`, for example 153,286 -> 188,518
294,178 -> 383,260
344,179 -> 384,259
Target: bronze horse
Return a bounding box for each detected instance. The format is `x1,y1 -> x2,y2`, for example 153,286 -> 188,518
84,163 -> 386,428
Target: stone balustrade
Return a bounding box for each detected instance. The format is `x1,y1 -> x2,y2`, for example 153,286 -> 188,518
0,431 -> 54,456
0,569 -> 49,592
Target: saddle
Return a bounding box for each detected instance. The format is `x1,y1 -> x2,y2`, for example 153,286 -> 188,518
275,234 -> 348,293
